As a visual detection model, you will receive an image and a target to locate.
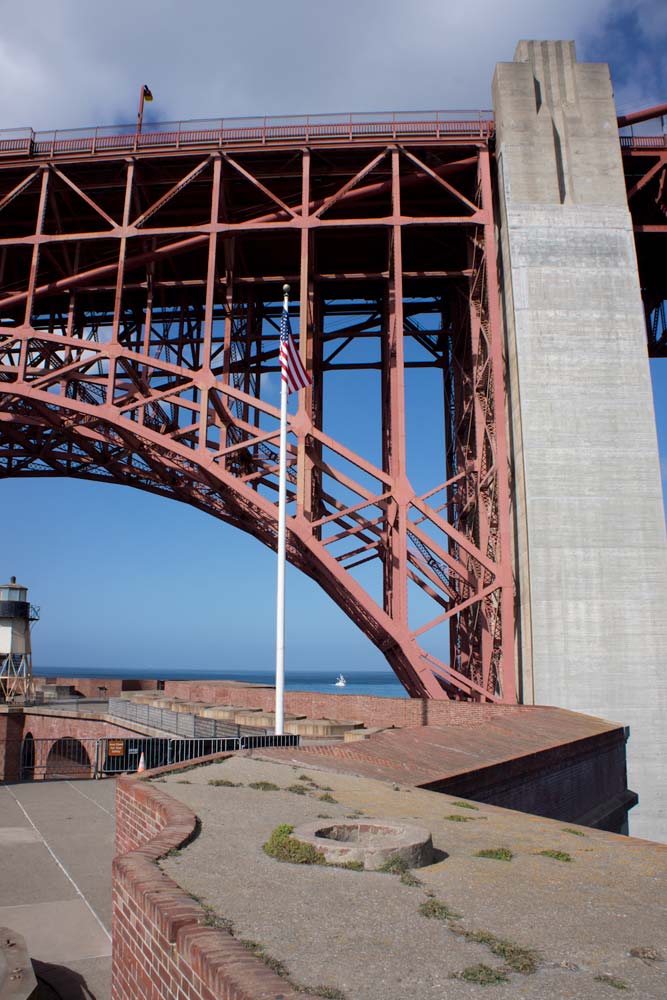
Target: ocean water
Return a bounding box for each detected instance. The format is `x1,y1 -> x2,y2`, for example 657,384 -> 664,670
35,664 -> 409,700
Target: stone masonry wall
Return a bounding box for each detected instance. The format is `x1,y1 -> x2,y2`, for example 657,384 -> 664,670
112,766 -> 320,1000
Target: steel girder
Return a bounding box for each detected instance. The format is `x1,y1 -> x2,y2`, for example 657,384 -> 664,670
0,128 -> 515,701
621,135 -> 667,356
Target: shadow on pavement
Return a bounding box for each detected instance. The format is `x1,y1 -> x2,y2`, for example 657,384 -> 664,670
32,959 -> 99,999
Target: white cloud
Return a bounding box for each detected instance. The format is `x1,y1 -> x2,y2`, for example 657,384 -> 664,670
0,0 -> 641,132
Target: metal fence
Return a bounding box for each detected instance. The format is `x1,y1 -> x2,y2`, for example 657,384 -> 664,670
108,697 -> 271,740
0,109 -> 495,159
4,732 -> 299,781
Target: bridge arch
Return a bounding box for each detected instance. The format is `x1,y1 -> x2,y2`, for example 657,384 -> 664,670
0,127 -> 515,701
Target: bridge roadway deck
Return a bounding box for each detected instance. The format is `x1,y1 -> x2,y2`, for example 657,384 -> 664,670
0,778 -> 114,999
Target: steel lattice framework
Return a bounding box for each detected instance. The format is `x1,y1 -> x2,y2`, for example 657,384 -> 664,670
4,111 -> 660,703
620,133 -> 667,357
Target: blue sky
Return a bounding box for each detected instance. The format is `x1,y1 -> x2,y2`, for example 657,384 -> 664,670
0,1 -> 665,678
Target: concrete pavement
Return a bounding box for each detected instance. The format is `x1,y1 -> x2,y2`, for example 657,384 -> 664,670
0,778 -> 115,999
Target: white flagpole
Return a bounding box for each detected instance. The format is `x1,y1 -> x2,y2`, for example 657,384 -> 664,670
274,283 -> 290,736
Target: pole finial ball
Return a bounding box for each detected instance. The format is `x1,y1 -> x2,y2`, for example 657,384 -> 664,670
283,283 -> 291,295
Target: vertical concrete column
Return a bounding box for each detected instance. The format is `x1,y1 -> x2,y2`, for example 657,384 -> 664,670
493,40 -> 667,841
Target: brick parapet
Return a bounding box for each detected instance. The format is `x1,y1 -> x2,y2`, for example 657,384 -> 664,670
163,680 -> 528,728
113,763 -> 320,1000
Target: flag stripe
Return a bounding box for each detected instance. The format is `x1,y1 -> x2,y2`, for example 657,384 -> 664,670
279,306 -> 311,394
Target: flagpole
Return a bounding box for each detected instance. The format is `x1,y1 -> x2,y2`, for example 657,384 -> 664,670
274,283 -> 290,736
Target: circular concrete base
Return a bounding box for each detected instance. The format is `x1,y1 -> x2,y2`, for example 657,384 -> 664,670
291,819 -> 433,870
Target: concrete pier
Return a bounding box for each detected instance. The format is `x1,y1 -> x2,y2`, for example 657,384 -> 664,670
493,41 -> 667,840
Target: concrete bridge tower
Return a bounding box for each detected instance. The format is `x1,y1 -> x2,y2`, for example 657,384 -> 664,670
493,41 -> 667,839
0,576 -> 38,702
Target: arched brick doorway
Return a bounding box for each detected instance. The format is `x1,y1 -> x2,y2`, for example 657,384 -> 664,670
45,738 -> 92,780
20,732 -> 35,780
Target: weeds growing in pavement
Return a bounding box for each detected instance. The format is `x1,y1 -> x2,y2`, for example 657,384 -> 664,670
318,793 -> 338,803
562,827 -> 586,837
444,814 -> 472,822
287,784 -> 310,795
452,801 -> 479,810
629,946 -> 663,962
475,847 -> 513,862
537,849 -> 573,863
208,778 -> 242,787
450,964 -> 509,985
296,987 -> 346,999
377,856 -> 409,874
239,939 -> 289,978
248,781 -> 280,791
263,824 -> 326,865
451,927 -> 538,974
594,974 -> 629,990
418,898 -> 462,921
399,871 -> 423,887
200,905 -> 233,932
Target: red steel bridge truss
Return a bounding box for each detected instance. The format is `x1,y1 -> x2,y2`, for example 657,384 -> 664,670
0,113 -> 663,701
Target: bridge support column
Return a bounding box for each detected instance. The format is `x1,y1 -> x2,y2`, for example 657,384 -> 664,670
493,40 -> 667,840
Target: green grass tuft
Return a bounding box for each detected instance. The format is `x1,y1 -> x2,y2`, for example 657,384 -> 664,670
200,905 -> 233,932
476,848 -> 513,862
594,974 -> 629,990
318,792 -> 338,803
287,783 -> 310,795
444,814 -> 472,822
208,778 -> 242,787
418,898 -> 461,921
399,871 -> 422,887
452,800 -> 479,810
239,939 -> 289,977
537,849 -> 573,862
459,930 -> 538,974
248,780 -> 280,791
377,855 -> 409,874
562,827 -> 586,836
338,859 -> 365,871
263,823 -> 326,865
450,964 -> 509,985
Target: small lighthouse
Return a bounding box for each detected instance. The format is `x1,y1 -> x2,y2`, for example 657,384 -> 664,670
0,576 -> 39,703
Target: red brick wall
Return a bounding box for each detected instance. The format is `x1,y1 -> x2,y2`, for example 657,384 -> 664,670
0,710 -> 157,781
113,769 -> 319,1000
20,711 -> 152,743
0,710 -> 25,780
33,677 -> 161,698
163,681 -> 527,728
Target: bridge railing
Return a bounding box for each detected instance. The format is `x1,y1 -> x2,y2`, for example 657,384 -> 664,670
0,110 -> 495,159
620,134 -> 667,149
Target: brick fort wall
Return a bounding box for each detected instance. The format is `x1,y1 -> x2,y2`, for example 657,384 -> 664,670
113,764 -> 320,1000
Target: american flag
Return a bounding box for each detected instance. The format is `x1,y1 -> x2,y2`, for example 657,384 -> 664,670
279,307 -> 311,394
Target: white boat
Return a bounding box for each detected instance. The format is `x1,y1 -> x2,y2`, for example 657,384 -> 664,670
334,673 -> 347,688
